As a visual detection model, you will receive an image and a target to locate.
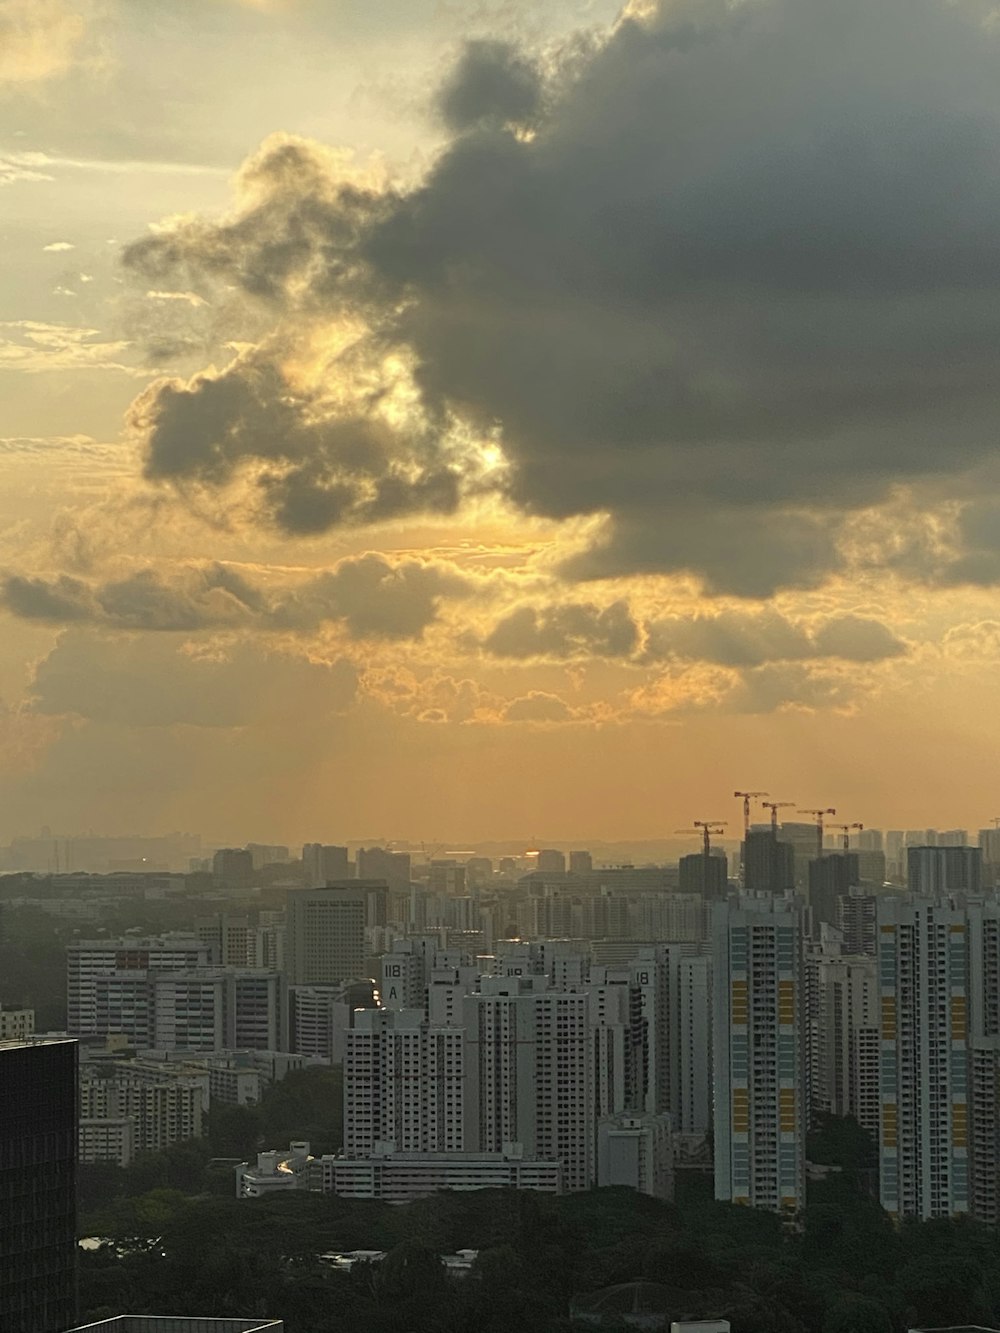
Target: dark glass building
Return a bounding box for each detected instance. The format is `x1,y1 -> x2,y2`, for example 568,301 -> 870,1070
679,851 -> 728,899
808,851 -> 860,928
0,1037 -> 78,1333
743,830 -> 795,894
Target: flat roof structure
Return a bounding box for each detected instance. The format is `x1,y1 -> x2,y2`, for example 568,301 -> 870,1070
65,1319 -> 283,1333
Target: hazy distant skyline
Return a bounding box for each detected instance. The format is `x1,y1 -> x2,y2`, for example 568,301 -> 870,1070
4,0 -> 1000,843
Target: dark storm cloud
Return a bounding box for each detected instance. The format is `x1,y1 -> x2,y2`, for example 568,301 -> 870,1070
121,0 -> 1000,593
437,40 -> 543,132
2,574 -> 97,623
127,355 -> 462,536
1,555 -> 468,640
483,599 -> 639,659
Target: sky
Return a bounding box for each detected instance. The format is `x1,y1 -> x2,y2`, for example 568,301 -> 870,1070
4,0 -> 1000,846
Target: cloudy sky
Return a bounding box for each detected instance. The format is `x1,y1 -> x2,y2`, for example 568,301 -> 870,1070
3,0 -> 1000,845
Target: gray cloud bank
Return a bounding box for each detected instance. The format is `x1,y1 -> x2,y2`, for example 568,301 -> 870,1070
482,600 -> 905,664
121,0 -> 1000,595
1,554 -> 468,640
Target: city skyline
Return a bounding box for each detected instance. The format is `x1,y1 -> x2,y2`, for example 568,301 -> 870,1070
5,0 -> 1000,840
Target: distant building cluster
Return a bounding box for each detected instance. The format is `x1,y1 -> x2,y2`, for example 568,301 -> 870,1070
11,820 -> 1000,1331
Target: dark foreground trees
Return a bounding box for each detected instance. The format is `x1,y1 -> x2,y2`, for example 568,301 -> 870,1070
78,1171 -> 1000,1333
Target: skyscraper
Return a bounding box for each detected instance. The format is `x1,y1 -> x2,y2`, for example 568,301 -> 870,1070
713,898 -> 806,1213
811,954 -> 879,1139
878,895 -> 974,1218
344,1008 -> 464,1157
150,970 -> 289,1052
356,848 -> 411,893
979,828 -> 1000,888
286,884 -> 380,986
743,830 -> 794,895
679,851 -> 728,899
67,936 -> 212,1040
536,849 -> 567,874
302,843 -> 350,887
0,1037 -> 78,1333
907,845 -> 982,896
808,852 -> 860,930
463,978 -> 596,1191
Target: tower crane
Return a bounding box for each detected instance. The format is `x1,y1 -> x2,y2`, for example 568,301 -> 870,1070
761,800 -> 796,839
799,807 -> 837,859
734,791 -> 769,837
829,822 -> 864,852
676,820 -> 728,858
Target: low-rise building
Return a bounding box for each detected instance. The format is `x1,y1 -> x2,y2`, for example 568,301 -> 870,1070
308,1144 -> 564,1201
64,1318 -> 283,1332
236,1142 -> 313,1197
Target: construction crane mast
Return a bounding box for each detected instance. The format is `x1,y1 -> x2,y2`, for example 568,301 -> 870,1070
799,807 -> 837,859
829,822 -> 864,852
761,800 -> 796,840
676,820 -> 728,858
734,790 -> 769,837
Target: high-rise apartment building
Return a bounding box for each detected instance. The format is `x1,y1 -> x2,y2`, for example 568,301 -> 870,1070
878,896 -> 973,1218
67,936 -> 212,1040
780,823 -> 823,888
979,829 -> 1000,887
212,848 -> 254,885
463,978 -> 595,1191
679,851 -> 728,899
80,1059 -> 209,1154
858,829 -> 884,853
743,830 -> 795,895
302,843 -> 350,888
429,861 -> 467,895
288,979 -> 376,1061
837,889 -> 878,957
344,1009 -> 464,1157
811,954 -> 879,1139
713,898 -> 806,1213
879,895 -> 969,1218
151,970 -> 288,1052
0,1005 -> 35,1041
876,893 -> 1000,1221
356,848 -> 411,893
671,951 -> 713,1134
380,936 -> 443,1010
907,845 -> 982,896
536,849 -> 567,874
195,915 -> 285,971
286,884 -> 382,985
0,1037 -> 78,1333
569,850 -> 593,874
808,852 -> 860,930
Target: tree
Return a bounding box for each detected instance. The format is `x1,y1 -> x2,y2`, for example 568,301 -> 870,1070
208,1101 -> 261,1160
823,1294 -> 892,1333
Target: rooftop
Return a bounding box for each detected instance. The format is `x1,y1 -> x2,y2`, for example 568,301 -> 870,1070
65,1319 -> 282,1333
